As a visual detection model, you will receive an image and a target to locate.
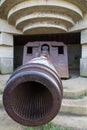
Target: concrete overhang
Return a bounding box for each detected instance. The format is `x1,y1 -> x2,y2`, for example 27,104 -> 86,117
0,0 -> 87,34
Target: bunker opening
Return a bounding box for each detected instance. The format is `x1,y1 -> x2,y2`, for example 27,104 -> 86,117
14,33 -> 81,78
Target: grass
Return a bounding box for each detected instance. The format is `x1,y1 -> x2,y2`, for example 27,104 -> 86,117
64,91 -> 87,99
24,123 -> 73,130
73,91 -> 87,99
0,88 -> 4,94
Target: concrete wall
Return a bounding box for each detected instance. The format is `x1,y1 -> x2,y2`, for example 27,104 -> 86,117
0,18 -> 22,74
80,29 -> 87,77
0,32 -> 13,74
0,19 -> 22,34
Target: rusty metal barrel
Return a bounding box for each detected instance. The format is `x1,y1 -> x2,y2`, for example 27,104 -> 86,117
3,55 -> 63,127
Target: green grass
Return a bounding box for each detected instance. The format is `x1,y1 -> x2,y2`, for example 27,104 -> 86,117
0,88 -> 4,94
64,91 -> 87,99
24,123 -> 73,130
73,91 -> 87,99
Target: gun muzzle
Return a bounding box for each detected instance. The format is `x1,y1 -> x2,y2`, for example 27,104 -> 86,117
3,56 -> 63,126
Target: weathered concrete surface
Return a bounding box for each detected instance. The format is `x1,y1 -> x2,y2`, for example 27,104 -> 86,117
80,58 -> 87,77
61,97 -> 87,115
0,32 -> 13,74
63,77 -> 87,98
0,0 -> 87,34
0,109 -> 23,130
0,58 -> 13,74
53,114 -> 87,130
0,74 -> 10,90
80,29 -> 87,77
0,19 -> 22,34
